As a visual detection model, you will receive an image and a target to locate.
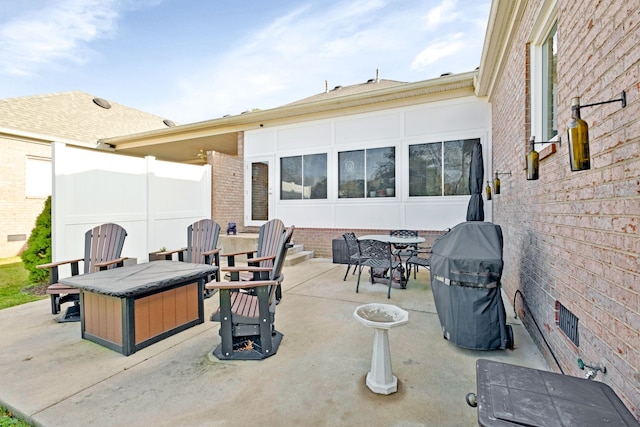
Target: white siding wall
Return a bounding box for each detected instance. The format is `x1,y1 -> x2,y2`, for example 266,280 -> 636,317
51,142 -> 211,277
244,96 -> 492,231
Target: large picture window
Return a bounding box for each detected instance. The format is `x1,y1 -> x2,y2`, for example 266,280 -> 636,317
338,147 -> 395,198
408,139 -> 477,197
280,153 -> 327,200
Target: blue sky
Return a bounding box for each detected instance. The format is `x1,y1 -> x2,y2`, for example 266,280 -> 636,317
0,0 -> 491,124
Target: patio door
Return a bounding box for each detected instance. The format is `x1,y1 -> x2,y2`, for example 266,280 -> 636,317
247,158 -> 273,225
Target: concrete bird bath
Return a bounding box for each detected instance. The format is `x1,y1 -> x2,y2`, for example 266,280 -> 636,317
354,303 -> 409,394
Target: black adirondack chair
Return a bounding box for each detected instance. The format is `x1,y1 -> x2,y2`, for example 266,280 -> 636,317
207,225 -> 294,360
220,218 -> 285,301
37,223 -> 128,322
158,219 -> 221,298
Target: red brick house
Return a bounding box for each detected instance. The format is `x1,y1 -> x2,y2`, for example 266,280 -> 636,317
476,0 -> 639,416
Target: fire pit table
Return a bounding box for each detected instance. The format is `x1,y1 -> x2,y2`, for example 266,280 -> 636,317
60,260 -> 217,356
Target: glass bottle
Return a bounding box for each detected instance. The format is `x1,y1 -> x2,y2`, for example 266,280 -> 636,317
567,97 -> 590,171
485,181 -> 492,200
526,137 -> 539,180
493,172 -> 501,194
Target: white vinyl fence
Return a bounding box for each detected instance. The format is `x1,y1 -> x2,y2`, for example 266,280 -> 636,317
51,142 -> 211,278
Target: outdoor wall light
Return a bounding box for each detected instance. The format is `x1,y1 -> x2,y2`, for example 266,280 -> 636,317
493,172 -> 511,194
568,91 -> 626,171
526,136 -> 561,180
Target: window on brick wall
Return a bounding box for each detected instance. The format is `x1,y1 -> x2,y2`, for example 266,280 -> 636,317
530,0 -> 558,143
280,153 -> 327,200
25,156 -> 51,198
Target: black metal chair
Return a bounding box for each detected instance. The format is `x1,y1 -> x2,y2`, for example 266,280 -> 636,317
342,232 -> 363,280
390,229 -> 419,284
356,239 -> 401,299
405,246 -> 432,283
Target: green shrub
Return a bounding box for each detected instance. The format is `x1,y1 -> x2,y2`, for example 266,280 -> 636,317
21,196 -> 51,284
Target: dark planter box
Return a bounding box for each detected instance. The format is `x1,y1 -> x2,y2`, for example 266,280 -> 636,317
332,239 -> 349,264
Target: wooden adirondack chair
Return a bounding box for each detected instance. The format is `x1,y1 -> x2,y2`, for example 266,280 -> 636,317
37,223 -> 128,322
157,219 -> 221,298
220,218 -> 285,301
207,225 -> 295,360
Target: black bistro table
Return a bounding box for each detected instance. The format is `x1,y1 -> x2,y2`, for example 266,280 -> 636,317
60,260 -> 217,356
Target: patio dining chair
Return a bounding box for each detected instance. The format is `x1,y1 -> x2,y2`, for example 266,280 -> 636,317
390,229 -> 419,283
356,239 -> 401,299
342,232 -> 363,281
405,246 -> 432,283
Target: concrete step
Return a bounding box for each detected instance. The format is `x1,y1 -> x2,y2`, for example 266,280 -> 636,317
285,250 -> 314,266
287,243 -> 304,255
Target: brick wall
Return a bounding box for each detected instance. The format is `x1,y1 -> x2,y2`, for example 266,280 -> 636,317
492,0 -> 640,417
0,138 -> 50,258
210,132 -> 245,232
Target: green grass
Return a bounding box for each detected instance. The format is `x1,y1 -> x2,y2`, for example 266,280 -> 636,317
0,406 -> 31,427
0,257 -> 44,310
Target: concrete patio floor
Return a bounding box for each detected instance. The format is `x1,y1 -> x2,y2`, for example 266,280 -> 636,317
0,259 -> 549,427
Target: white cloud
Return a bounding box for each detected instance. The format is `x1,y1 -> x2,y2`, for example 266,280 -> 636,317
0,0 -> 120,75
155,0 -> 409,121
411,33 -> 465,70
425,0 -> 459,29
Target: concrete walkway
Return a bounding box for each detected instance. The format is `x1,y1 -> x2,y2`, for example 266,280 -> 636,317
0,259 -> 549,426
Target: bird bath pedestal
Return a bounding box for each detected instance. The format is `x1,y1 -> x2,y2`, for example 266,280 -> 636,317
354,303 -> 409,394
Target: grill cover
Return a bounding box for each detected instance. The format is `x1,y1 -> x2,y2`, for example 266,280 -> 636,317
430,222 -> 510,350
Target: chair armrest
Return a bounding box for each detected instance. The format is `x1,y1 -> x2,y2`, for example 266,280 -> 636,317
202,248 -> 221,256
220,249 -> 257,257
94,257 -> 128,270
37,258 -> 84,269
222,266 -> 272,273
157,248 -> 186,256
246,255 -> 276,265
206,280 -> 277,290
37,258 -> 84,284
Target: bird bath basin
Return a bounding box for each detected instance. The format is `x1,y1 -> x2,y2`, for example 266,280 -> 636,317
354,304 -> 408,394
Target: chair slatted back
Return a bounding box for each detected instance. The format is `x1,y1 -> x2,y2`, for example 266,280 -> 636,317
343,232 -> 359,257
187,219 -> 221,264
358,239 -> 393,268
256,219 -> 285,269
266,226 -> 295,305
84,223 -> 127,274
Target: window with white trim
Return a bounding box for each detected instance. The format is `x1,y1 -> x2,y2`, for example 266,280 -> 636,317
25,156 -> 52,198
338,147 -> 396,198
408,139 -> 476,197
280,153 -> 327,200
530,1 -> 558,142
